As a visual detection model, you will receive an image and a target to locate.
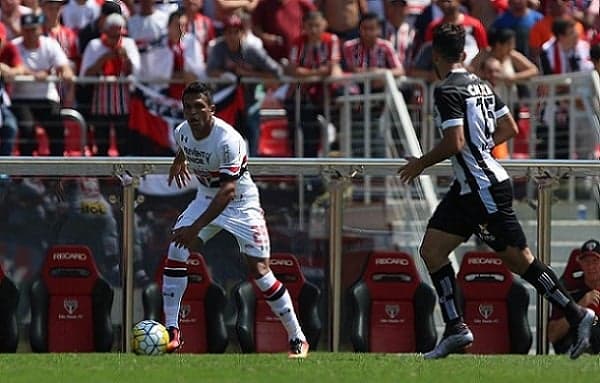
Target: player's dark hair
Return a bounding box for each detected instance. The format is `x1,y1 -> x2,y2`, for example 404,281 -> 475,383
182,81 -> 213,104
487,27 -> 515,47
432,23 -> 465,63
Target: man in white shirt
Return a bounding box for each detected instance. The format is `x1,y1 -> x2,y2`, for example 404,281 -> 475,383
11,13 -> 73,156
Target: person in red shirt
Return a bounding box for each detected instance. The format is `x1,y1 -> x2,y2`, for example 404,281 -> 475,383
183,0 -> 215,60
285,10 -> 342,157
549,239 -> 600,354
252,0 -> 316,62
424,0 -> 488,66
0,21 -> 24,155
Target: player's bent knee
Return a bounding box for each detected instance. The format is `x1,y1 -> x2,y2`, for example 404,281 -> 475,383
167,242 -> 190,263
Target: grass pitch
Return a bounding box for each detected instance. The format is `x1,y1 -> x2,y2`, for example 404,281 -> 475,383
1,352 -> 599,383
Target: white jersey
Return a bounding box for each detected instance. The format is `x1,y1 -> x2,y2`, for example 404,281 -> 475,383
173,116 -> 269,258
174,116 -> 259,202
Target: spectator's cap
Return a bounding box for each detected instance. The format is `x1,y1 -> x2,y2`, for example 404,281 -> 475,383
0,22 -> 6,41
101,0 -> 122,16
21,13 -> 44,28
578,239 -> 600,260
389,0 -> 407,4
103,13 -> 126,31
223,14 -> 243,30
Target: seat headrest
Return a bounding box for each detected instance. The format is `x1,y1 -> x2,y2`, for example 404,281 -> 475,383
42,245 -> 100,294
269,253 -> 305,285
185,252 -> 212,284
363,251 -> 420,299
457,252 -> 513,299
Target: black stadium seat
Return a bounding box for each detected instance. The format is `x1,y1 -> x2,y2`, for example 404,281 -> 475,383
0,264 -> 19,352
456,251 -> 532,354
29,245 -> 114,352
347,251 -> 437,353
234,253 -> 322,353
143,252 -> 228,353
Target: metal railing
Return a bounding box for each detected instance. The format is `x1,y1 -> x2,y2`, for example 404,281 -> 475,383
1,157 -> 599,354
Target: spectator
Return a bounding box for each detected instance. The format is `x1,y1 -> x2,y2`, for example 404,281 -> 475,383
0,0 -> 33,39
128,0 -> 168,57
314,0 -> 367,43
206,14 -> 283,156
182,0 -> 215,60
539,17 -> 594,159
465,0 -> 508,29
285,10 -> 342,157
61,0 -> 100,32
343,12 -> 404,80
470,28 -> 539,105
138,10 -> 198,99
540,17 -> 592,77
252,0 -> 316,62
42,0 -> 79,107
529,0 -> 586,64
383,0 -> 416,68
42,0 -> 79,71
79,13 -> 140,156
78,0 -> 122,55
12,13 -> 74,156
492,0 -> 544,58
76,0 -> 122,132
424,0 -> 488,65
548,239 -> 600,354
211,0 -> 260,34
412,0 -> 443,60
0,22 -> 24,156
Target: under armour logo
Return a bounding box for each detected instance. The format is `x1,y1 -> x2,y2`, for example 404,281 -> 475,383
162,292 -> 175,298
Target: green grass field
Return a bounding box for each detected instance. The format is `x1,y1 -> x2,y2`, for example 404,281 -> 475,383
1,353 -> 599,383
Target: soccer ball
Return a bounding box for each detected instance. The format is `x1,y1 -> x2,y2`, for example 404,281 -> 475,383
131,320 -> 170,356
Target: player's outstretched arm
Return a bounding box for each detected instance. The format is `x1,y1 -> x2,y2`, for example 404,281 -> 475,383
168,149 -> 191,188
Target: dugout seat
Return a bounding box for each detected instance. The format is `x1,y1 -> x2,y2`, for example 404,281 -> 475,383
0,265 -> 19,352
348,251 -> 437,353
456,251 -> 532,354
29,245 -> 114,352
142,252 -> 228,353
234,253 -> 322,353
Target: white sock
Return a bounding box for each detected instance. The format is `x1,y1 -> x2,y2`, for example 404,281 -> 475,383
255,271 -> 306,342
162,274 -> 188,329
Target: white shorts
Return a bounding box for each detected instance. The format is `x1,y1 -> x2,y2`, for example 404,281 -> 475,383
173,194 -> 271,258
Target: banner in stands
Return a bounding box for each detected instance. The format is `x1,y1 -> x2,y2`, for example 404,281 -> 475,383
129,81 -> 183,152
128,81 -> 246,152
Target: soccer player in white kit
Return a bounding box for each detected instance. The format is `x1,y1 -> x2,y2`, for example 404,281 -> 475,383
163,82 -> 309,358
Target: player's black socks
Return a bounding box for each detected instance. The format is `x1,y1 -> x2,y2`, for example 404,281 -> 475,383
430,263 -> 463,326
521,258 -> 585,326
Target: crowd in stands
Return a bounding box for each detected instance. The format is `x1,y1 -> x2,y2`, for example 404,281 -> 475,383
0,0 -> 597,157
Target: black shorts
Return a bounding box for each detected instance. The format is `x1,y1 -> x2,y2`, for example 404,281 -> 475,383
427,180 -> 527,252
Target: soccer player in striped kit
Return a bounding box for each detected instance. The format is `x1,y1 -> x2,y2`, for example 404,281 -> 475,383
398,23 -> 596,359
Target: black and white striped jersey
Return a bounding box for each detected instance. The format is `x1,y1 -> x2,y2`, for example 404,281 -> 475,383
433,68 -> 511,195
